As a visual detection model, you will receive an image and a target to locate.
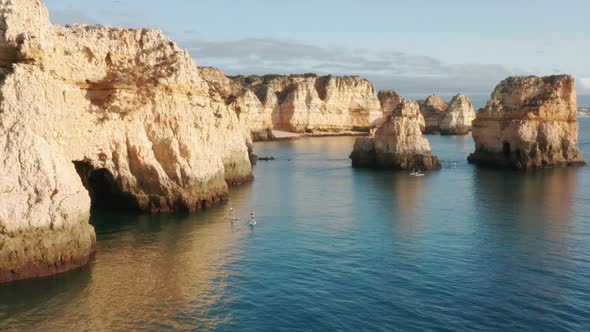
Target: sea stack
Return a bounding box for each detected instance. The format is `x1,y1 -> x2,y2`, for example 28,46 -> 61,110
467,75 -> 586,169
419,95 -> 448,134
377,90 -> 405,117
378,89 -> 425,130
350,100 -> 441,170
439,94 -> 476,135
0,0 -> 252,281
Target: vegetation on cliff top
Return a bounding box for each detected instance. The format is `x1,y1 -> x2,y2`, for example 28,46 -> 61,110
228,73 -> 319,86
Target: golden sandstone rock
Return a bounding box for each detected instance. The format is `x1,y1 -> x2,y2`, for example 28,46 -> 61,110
350,100 -> 441,170
0,0 -> 252,281
235,74 -> 383,134
468,75 -> 585,169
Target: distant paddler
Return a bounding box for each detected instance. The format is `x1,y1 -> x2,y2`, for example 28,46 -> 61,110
249,211 -> 257,226
227,207 -> 240,221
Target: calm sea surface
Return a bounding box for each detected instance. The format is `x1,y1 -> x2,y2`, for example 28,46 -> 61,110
2,119 -> 590,331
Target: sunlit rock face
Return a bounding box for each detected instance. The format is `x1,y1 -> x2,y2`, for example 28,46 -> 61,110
378,89 -> 425,131
439,94 -> 476,135
418,95 -> 448,134
350,100 -> 441,170
198,67 -> 274,141
0,0 -> 252,282
468,75 -> 586,169
234,75 -> 383,133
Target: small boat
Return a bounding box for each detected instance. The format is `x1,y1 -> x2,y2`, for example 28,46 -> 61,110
249,218 -> 256,226
226,217 -> 240,221
413,173 -> 425,177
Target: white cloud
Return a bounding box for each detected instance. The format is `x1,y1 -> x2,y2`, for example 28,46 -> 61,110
181,37 -> 524,95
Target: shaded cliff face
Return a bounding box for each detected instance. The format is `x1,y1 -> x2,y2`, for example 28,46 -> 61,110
468,75 -> 585,169
378,89 -> 425,131
440,94 -> 476,135
198,67 -> 273,141
0,0 -> 252,281
235,75 -> 383,133
378,90 -> 404,117
418,95 -> 448,133
350,100 -> 440,170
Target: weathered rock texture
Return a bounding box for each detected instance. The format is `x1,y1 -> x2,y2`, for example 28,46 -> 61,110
418,95 -> 448,134
377,90 -> 404,117
378,89 -> 425,130
418,94 -> 475,135
0,0 -> 252,281
439,94 -> 476,135
233,74 -> 383,133
468,75 -> 585,169
198,67 -> 274,141
350,100 -> 441,170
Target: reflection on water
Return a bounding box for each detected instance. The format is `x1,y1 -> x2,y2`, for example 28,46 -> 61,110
1,134 -> 590,331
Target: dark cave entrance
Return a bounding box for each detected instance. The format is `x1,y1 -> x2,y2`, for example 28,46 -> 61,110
73,161 -> 140,212
502,142 -> 511,158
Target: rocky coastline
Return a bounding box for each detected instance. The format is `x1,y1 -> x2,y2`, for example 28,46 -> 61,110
0,0 -> 252,281
0,0 -> 586,284
468,75 -> 586,169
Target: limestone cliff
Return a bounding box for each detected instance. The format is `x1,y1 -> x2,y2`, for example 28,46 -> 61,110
234,74 -> 383,133
350,100 -> 441,170
467,75 -> 585,169
439,94 -> 476,135
378,90 -> 404,118
378,89 -> 425,131
418,95 -> 448,134
0,0 -> 252,281
198,67 -> 274,141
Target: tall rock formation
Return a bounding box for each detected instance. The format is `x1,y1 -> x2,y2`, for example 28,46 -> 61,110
378,89 -> 425,130
439,94 -> 476,135
198,67 -> 274,141
378,90 -> 404,118
418,95 -> 448,134
235,75 -> 383,133
350,100 -> 441,170
418,94 -> 475,135
467,75 -> 586,169
0,0 -> 252,282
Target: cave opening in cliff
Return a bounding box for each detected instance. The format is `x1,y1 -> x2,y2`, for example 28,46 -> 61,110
502,142 -> 511,158
73,161 -> 141,212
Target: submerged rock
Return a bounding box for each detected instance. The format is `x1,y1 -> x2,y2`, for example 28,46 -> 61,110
467,75 -> 586,169
0,0 -> 252,281
440,94 -> 476,135
350,100 -> 441,170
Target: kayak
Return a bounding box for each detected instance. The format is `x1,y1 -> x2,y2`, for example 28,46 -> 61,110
226,217 -> 240,221
413,174 -> 425,177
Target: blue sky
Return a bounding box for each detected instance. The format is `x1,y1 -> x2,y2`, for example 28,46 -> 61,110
44,0 -> 590,97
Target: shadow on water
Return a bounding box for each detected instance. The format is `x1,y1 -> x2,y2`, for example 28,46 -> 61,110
0,261 -> 92,329
472,167 -> 579,237
0,182 -> 257,331
467,167 -> 585,329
